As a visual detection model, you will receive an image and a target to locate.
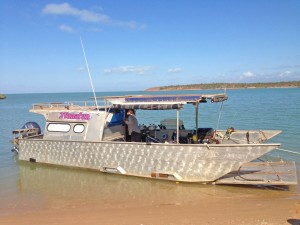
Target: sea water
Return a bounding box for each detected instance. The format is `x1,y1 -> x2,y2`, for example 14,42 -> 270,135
0,88 -> 299,215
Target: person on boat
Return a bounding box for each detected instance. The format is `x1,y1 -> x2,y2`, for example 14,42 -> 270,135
123,109 -> 141,142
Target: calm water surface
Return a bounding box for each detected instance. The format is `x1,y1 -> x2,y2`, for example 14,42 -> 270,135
0,88 -> 300,215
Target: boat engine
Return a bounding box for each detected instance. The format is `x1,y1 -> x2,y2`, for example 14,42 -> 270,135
11,121 -> 41,154
21,121 -> 41,135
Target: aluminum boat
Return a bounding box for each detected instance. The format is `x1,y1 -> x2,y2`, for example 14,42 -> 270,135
12,93 -> 297,185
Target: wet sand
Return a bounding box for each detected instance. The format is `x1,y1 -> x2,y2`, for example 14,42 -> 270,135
1,163 -> 299,225
1,192 -> 300,225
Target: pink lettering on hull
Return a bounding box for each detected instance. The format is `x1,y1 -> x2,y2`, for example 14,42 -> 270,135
59,112 -> 90,120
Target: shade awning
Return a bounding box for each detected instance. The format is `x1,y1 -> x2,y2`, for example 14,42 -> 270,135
112,103 -> 184,110
124,95 -> 203,103
105,93 -> 228,110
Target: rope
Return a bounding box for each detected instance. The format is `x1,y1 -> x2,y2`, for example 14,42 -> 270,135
237,165 -> 264,182
236,158 -> 280,182
277,148 -> 300,156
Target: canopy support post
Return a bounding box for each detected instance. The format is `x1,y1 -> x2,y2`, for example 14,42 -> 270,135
176,109 -> 180,144
195,101 -> 199,143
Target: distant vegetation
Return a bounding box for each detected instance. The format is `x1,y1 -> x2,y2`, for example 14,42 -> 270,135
145,81 -> 300,91
0,94 -> 6,99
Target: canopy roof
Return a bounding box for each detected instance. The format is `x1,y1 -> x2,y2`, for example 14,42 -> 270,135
105,93 -> 228,110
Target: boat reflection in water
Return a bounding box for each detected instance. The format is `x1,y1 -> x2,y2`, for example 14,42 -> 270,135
17,160 -> 296,213
18,160 -> 217,205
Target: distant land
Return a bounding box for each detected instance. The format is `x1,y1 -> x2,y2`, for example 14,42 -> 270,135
145,81 -> 300,91
0,94 -> 6,99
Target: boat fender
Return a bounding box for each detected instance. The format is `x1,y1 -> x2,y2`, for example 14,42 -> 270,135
161,133 -> 168,140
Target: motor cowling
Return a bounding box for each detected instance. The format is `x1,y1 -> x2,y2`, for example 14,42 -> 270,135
22,121 -> 41,134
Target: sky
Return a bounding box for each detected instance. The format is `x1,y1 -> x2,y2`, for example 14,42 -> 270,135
0,0 -> 299,94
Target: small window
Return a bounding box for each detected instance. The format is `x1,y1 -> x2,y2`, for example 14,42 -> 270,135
74,124 -> 85,133
47,123 -> 70,132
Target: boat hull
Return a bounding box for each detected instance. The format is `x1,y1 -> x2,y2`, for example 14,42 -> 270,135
18,139 -> 279,183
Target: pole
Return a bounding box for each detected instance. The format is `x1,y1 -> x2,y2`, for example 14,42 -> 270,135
176,109 -> 179,144
195,101 -> 199,142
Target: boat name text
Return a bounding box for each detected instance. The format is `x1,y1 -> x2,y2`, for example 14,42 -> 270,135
59,112 -> 90,120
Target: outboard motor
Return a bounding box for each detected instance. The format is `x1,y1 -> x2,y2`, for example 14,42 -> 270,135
12,121 -> 41,154
21,121 -> 41,135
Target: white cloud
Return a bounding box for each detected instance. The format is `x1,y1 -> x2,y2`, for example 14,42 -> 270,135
59,24 -> 76,33
42,3 -> 146,30
167,67 -> 182,73
242,71 -> 255,78
104,66 -> 155,75
42,3 -> 110,23
278,70 -> 291,77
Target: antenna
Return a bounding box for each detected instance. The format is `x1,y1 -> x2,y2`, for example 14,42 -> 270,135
215,87 -> 227,131
80,37 -> 99,110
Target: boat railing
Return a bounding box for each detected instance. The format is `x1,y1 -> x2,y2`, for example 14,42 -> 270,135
12,128 -> 41,145
31,99 -> 113,111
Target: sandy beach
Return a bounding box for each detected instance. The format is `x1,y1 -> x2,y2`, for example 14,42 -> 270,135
1,160 -> 300,225
1,178 -> 300,225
